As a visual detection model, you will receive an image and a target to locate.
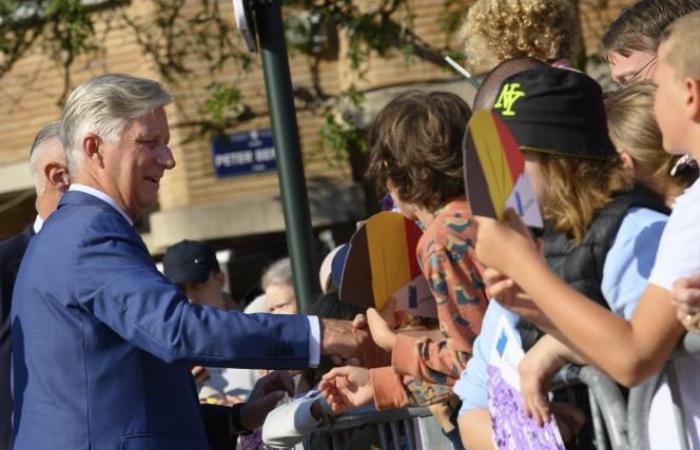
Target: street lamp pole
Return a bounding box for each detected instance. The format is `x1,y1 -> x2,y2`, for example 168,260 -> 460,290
233,0 -> 318,312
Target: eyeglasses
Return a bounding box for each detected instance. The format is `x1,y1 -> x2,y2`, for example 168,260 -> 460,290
616,56 -> 657,89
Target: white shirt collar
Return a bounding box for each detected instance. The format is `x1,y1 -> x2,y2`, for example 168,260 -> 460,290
68,184 -> 134,226
33,215 -> 44,234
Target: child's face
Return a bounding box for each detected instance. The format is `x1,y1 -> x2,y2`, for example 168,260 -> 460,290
524,152 -> 547,206
653,44 -> 690,156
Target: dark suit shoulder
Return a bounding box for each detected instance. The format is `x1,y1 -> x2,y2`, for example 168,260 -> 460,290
0,226 -> 33,269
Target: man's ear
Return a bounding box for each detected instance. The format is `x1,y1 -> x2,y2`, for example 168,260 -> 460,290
684,77 -> 700,123
619,151 -> 636,171
213,270 -> 226,288
44,162 -> 70,192
83,133 -> 104,166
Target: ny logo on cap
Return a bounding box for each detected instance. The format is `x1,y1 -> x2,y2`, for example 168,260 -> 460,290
494,83 -> 525,117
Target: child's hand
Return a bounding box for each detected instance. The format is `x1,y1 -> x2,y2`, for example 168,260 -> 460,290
473,211 -> 538,276
483,267 -> 536,312
377,296 -> 400,329
673,275 -> 700,333
367,307 -> 398,352
351,313 -> 367,332
318,366 -> 373,414
518,341 -> 566,426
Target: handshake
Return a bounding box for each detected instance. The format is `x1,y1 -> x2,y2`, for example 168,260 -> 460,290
319,305 -> 399,414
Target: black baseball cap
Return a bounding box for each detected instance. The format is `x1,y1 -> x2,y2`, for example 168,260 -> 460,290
162,240 -> 220,285
492,66 -> 617,159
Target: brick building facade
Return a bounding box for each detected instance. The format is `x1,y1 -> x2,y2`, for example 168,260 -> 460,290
0,0 -> 633,298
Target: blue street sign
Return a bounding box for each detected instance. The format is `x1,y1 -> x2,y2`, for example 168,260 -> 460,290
211,128 -> 277,178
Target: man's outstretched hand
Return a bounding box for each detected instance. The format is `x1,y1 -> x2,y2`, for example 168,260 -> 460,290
321,318 -> 390,368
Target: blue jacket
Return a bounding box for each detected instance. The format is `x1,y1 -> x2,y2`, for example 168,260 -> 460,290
0,225 -> 32,450
11,191 -> 311,450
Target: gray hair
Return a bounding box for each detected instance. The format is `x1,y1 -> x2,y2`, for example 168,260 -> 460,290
29,120 -> 62,176
261,257 -> 293,290
61,73 -> 172,174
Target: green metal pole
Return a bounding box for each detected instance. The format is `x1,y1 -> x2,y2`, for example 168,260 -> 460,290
253,0 -> 317,313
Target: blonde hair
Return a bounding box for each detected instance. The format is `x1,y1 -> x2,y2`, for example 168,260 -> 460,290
536,152 -> 632,243
605,82 -> 692,192
659,10 -> 700,81
461,0 -> 579,74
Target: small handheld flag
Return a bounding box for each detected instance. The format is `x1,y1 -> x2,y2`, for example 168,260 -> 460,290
339,212 -> 436,317
463,109 -> 543,228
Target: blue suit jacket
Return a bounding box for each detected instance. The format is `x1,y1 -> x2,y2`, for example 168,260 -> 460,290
11,191 -> 312,450
0,225 -> 33,450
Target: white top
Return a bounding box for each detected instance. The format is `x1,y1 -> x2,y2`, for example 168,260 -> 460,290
262,389 -> 332,449
649,180 -> 700,290
646,179 -> 700,450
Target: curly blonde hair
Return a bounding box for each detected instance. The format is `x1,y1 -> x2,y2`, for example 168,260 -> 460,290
461,0 -> 579,74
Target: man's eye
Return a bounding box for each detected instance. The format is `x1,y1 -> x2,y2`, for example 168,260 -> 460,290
141,141 -> 160,150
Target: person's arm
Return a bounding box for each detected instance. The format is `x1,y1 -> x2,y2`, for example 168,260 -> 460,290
375,232 -> 488,384
369,366 -> 454,410
261,391 -> 332,448
318,365 -> 454,413
518,334 -> 587,425
473,214 -> 684,387
201,371 -> 294,449
75,220 -> 363,369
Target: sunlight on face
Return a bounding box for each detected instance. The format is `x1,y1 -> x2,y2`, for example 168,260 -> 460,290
265,284 -> 297,314
653,44 -> 687,156
608,50 -> 657,87
100,107 -> 175,219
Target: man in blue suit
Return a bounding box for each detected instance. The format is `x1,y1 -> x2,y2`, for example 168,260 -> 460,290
11,74 -> 370,450
0,121 -> 69,450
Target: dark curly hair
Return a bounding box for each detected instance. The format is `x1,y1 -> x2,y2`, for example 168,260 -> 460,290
365,90 -> 471,213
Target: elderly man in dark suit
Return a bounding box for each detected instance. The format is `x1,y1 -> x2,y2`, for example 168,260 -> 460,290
0,121 -> 69,450
11,74 -> 374,450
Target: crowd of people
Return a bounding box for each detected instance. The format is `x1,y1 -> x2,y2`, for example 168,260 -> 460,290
2,0 -> 700,449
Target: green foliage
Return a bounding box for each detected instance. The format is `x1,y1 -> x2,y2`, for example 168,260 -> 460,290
318,85 -> 367,166
120,0 -> 253,83
201,81 -> 243,132
45,0 -> 97,56
0,0 -> 476,162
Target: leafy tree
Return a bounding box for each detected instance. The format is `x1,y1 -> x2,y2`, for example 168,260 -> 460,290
0,0 -> 469,158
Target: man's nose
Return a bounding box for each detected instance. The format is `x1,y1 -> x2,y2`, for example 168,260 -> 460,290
158,145 -> 176,170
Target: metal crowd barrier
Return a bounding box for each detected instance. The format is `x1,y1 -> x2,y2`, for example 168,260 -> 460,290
308,405 -> 453,450
627,331 -> 700,450
550,332 -> 700,450
304,366 -> 629,450
551,364 -> 629,450
303,332 -> 700,450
